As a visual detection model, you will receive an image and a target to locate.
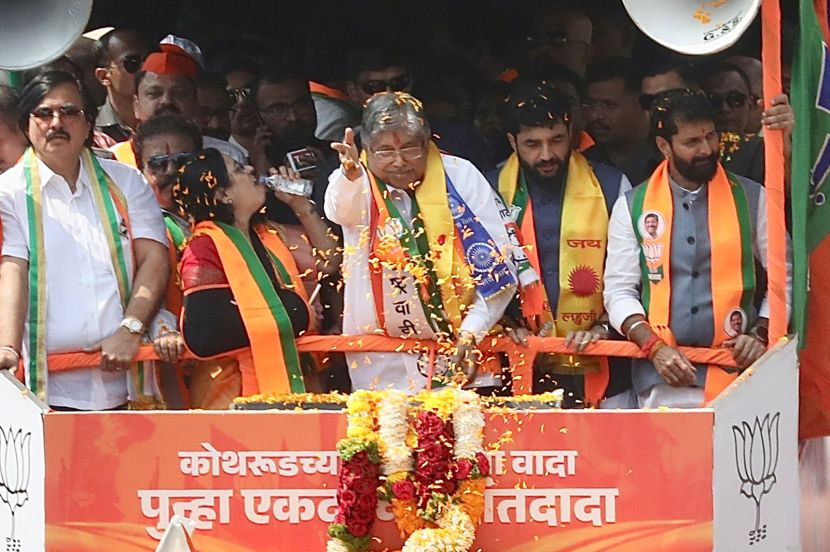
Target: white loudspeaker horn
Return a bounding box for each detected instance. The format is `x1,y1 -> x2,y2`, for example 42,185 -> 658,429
622,0 -> 761,56
0,0 -> 93,70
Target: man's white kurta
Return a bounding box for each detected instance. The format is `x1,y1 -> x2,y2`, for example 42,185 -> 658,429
0,156 -> 167,409
325,153 -> 515,392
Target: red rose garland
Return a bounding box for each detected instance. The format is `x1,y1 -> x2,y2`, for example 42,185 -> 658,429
328,391 -> 381,552
414,410 -> 457,516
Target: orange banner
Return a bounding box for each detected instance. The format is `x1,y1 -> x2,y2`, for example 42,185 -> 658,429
45,409 -> 714,551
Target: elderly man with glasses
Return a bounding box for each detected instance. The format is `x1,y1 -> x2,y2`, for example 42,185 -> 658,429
93,29 -> 155,143
0,71 -> 169,411
325,91 -> 518,393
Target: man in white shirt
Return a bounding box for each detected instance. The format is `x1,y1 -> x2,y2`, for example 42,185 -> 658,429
325,91 -> 516,392
603,89 -> 790,408
0,70 -> 169,410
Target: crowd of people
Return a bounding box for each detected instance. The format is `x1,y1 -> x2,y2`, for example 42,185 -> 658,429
0,1 -> 794,411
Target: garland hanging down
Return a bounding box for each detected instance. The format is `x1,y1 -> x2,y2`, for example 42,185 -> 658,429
328,387 -> 489,552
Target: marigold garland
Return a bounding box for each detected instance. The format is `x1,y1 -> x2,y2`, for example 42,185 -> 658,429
330,386 -> 489,552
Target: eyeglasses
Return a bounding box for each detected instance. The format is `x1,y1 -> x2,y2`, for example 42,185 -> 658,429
117,54 -> 145,74
29,105 -> 85,122
369,145 -> 425,162
228,87 -> 252,104
146,152 -> 195,172
359,74 -> 411,96
708,91 -> 749,110
258,97 -> 315,121
639,93 -> 657,111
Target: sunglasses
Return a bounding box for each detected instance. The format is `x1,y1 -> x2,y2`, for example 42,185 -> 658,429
708,91 -> 749,110
30,105 -> 85,122
146,152 -> 195,172
117,54 -> 145,74
359,74 -> 411,96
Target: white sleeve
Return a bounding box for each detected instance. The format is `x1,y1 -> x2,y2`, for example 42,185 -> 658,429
324,166 -> 370,229
753,187 -> 793,321
603,194 -> 646,333
0,172 -> 29,261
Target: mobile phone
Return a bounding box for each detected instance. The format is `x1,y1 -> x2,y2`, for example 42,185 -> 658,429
285,148 -> 319,175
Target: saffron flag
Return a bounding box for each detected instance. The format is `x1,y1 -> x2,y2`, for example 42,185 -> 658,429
793,0 -> 830,439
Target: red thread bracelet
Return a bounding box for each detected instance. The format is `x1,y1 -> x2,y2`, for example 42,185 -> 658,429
640,334 -> 664,358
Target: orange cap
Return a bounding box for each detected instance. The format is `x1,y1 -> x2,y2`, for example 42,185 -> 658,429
141,44 -> 198,78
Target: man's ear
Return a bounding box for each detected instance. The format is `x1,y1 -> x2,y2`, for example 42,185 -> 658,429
507,133 -> 518,154
655,136 -> 671,160
94,67 -> 111,88
133,95 -> 141,122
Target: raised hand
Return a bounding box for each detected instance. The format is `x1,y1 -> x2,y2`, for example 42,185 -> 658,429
330,127 -> 361,180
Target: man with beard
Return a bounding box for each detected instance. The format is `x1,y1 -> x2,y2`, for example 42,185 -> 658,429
495,79 -> 634,408
604,89 -> 790,408
0,71 -> 169,410
253,67 -> 328,173
110,42 -> 245,167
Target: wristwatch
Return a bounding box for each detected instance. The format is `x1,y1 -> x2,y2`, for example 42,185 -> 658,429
119,317 -> 145,336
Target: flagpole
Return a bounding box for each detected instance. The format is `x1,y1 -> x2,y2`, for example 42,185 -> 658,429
761,0 -> 788,344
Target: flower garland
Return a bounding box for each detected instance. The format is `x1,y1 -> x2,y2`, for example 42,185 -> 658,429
451,389 -> 489,525
327,390 -> 382,552
377,390 -> 423,536
331,387 -> 489,552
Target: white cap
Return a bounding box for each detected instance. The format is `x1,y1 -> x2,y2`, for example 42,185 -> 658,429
160,34 -> 204,68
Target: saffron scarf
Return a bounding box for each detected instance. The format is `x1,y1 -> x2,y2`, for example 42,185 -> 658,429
191,221 -> 308,394
366,143 -> 515,336
498,151 -> 610,404
630,160 -> 755,403
23,148 -> 141,400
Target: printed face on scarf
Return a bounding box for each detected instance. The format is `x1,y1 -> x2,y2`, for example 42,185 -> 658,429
509,122 -> 571,182
367,130 -> 428,190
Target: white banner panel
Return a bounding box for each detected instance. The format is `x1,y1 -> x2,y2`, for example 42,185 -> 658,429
0,371 -> 47,551
712,339 -> 800,551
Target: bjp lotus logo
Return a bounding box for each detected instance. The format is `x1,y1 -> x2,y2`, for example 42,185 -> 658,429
0,427 -> 31,550
732,412 -> 780,545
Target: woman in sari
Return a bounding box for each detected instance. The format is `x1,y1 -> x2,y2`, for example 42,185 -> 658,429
174,148 -> 338,404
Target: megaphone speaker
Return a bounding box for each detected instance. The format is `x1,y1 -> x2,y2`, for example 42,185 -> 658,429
0,0 -> 93,71
622,0 -> 761,56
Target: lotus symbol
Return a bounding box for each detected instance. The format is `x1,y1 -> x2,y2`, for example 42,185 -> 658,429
732,412 -> 779,545
0,427 -> 31,550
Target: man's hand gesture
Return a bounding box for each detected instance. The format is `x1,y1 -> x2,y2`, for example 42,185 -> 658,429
331,128 -> 361,181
